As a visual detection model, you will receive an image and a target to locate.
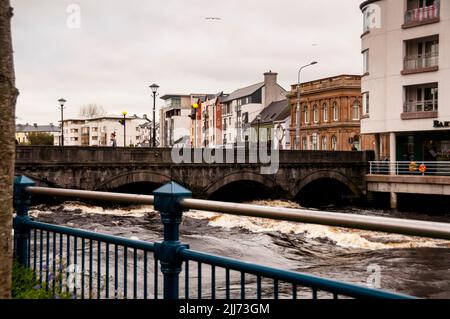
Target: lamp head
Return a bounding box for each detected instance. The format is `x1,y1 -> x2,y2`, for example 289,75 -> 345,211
58,98 -> 66,107
150,83 -> 159,94
122,111 -> 128,116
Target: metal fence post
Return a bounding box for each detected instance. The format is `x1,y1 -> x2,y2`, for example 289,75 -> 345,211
153,182 -> 192,300
13,176 -> 36,266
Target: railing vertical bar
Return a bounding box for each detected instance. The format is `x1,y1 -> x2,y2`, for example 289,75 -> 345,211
257,275 -> 262,299
89,239 -> 93,299
59,233 -> 63,292
81,238 -> 85,299
154,258 -> 158,300
334,293 -> 338,299
197,262 -> 202,300
185,260 -> 189,300
33,229 -> 37,271
66,234 -> 70,293
211,265 -> 216,300
274,279 -> 279,300
293,284 -> 297,300
143,251 -> 148,300
39,229 -> 43,284
105,243 -> 109,299
123,246 -> 128,299
52,232 -> 56,295
133,248 -> 137,299
45,231 -> 49,290
114,245 -> 118,299
312,288 -> 318,299
97,241 -> 101,299
27,231 -> 31,268
73,237 -> 78,298
225,268 -> 230,300
241,272 -> 245,299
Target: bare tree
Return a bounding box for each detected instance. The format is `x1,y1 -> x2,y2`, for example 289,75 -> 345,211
0,0 -> 18,299
78,104 -> 106,118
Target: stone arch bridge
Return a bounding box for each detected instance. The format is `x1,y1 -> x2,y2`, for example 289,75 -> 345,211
15,146 -> 373,202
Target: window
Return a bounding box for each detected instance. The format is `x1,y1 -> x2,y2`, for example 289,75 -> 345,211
92,136 -> 98,141
362,92 -> 370,115
321,136 -> 328,151
70,129 -> 79,133
332,136 -> 337,151
363,50 -> 369,74
313,105 -> 318,123
302,137 -> 308,150
352,101 -> 360,120
333,102 -> 339,121
92,127 -> 98,132
322,104 -> 328,122
304,105 -> 309,124
311,133 -> 318,151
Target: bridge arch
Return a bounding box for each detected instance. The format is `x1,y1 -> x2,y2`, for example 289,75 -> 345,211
96,171 -> 176,194
205,171 -> 287,201
292,170 -> 362,207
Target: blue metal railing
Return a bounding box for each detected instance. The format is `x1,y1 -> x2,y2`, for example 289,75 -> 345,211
12,175 -> 415,299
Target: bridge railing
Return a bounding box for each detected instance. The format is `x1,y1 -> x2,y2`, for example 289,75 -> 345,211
14,176 -> 450,299
369,161 -> 450,176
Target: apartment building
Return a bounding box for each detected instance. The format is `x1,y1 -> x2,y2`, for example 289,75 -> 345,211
360,0 -> 449,162
159,94 -> 193,148
288,75 -> 374,151
220,71 -> 286,147
56,115 -> 147,147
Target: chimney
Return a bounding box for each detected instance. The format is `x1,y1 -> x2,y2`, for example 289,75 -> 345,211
33,123 -> 38,128
263,71 -> 280,107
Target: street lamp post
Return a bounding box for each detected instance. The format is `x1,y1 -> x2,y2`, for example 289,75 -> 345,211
122,111 -> 127,147
58,98 -> 66,146
150,84 -> 159,148
296,61 -> 318,150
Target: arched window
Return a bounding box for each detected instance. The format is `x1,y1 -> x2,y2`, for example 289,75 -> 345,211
304,105 -> 309,124
322,103 -> 328,122
332,135 -> 337,151
313,105 -> 318,123
333,102 -> 339,121
321,136 -> 328,150
352,100 -> 360,120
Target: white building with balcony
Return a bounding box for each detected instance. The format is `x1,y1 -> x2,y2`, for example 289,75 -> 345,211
56,115 -> 147,147
360,0 -> 449,163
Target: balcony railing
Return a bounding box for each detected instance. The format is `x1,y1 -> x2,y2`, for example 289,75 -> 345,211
404,100 -> 438,113
369,161 -> 450,177
404,52 -> 439,71
405,3 -> 440,25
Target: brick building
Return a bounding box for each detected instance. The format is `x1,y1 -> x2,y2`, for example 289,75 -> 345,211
288,74 -> 377,152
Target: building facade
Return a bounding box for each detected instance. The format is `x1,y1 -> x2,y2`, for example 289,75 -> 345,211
360,0 -> 449,162
16,123 -> 60,145
289,75 -> 375,152
220,71 -> 286,147
250,99 -> 291,150
56,115 -> 147,147
159,94 -> 193,148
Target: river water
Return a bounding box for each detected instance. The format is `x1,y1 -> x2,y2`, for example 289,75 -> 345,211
29,200 -> 450,299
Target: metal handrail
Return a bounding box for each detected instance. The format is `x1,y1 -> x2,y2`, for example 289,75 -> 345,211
403,100 -> 438,113
180,249 -> 412,299
25,186 -> 450,240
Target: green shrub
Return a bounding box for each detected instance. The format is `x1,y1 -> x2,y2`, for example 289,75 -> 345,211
12,260 -> 72,299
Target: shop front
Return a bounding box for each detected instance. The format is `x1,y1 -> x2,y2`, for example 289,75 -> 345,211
396,130 -> 450,162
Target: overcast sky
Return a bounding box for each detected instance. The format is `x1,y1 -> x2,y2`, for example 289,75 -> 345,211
11,0 -> 364,124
